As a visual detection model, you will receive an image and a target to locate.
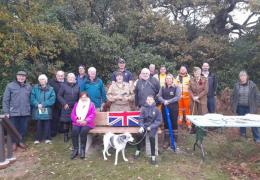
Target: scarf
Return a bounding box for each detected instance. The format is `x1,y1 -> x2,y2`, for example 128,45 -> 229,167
76,99 -> 90,122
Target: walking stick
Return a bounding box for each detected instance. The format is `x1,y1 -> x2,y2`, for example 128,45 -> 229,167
164,105 -> 176,151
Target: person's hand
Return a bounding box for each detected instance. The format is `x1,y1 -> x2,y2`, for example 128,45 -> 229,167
38,104 -> 43,109
64,104 -> 69,110
5,114 -> 10,119
193,96 -> 199,102
164,100 -> 169,106
138,127 -> 144,133
147,126 -> 151,131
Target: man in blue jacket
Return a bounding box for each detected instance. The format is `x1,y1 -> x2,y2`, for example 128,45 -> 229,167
81,67 -> 107,111
2,71 -> 32,150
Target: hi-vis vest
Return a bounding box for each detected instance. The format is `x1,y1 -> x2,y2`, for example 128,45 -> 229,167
175,74 -> 190,94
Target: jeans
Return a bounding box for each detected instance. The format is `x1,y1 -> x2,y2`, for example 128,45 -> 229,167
207,96 -> 216,113
35,120 -> 51,141
237,105 -> 260,141
72,126 -> 91,149
136,130 -> 156,156
10,116 -> 29,143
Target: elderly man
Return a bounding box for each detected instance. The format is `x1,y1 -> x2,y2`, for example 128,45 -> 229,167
81,67 -> 107,111
135,68 -> 160,108
112,58 -> 133,86
49,70 -> 65,137
202,62 -> 218,113
2,71 -> 32,150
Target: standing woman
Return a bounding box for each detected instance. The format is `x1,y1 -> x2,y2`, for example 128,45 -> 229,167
70,92 -> 96,159
232,71 -> 260,142
58,73 -> 80,142
158,74 -> 181,148
31,74 -> 56,144
107,72 -> 134,111
189,67 -> 208,133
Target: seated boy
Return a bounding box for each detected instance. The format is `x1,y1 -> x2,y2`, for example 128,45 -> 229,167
134,95 -> 162,165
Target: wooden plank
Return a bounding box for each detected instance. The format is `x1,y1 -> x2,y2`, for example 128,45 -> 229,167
89,127 -> 162,134
94,112 -> 108,126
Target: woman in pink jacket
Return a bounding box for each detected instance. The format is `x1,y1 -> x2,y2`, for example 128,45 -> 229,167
70,92 -> 96,159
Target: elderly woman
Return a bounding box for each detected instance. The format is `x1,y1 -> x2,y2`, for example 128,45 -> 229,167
107,72 -> 134,111
158,74 -> 181,148
58,73 -> 80,142
31,74 -> 56,144
70,92 -> 96,159
232,71 -> 260,143
189,67 -> 208,133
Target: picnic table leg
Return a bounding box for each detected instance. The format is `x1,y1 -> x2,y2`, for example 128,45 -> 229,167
193,126 -> 206,161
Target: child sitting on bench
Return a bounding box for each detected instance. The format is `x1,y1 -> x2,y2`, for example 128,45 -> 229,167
134,95 -> 162,165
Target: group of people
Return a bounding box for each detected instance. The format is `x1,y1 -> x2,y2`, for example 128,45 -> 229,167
2,57 -> 260,165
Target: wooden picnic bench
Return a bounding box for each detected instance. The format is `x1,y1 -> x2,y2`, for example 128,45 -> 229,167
85,111 -> 162,156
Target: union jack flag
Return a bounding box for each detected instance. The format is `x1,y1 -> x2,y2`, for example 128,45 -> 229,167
108,111 -> 141,127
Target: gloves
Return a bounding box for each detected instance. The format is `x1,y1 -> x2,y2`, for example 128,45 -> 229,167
138,127 -> 144,133
164,100 -> 169,106
147,126 -> 151,131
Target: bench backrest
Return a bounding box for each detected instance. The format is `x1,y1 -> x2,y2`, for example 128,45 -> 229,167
94,112 -> 108,126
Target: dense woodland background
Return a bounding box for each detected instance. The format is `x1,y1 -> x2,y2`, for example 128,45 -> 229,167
0,0 -> 260,109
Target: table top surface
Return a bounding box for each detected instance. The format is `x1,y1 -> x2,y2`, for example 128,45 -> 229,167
187,114 -> 260,127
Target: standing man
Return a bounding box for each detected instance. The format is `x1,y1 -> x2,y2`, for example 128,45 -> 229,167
76,65 -> 87,89
81,67 -> 107,111
135,68 -> 160,108
176,66 -> 191,129
2,71 -> 32,150
49,70 -> 65,137
154,65 -> 167,87
202,62 -> 218,113
112,58 -> 133,86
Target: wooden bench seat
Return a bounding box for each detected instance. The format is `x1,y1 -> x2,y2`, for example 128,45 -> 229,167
85,111 -> 161,156
88,111 -> 162,134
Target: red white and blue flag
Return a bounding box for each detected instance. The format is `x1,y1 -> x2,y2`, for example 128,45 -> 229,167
108,111 -> 141,127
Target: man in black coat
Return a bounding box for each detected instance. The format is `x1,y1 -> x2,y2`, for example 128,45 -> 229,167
134,68 -> 160,108
48,70 -> 65,137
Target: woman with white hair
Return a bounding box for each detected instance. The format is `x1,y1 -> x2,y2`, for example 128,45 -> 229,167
31,74 -> 56,144
232,71 -> 260,143
58,73 -> 80,142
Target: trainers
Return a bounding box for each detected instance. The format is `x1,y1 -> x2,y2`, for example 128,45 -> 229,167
45,140 -> 52,144
34,140 -> 40,144
150,158 -> 157,165
133,151 -> 140,159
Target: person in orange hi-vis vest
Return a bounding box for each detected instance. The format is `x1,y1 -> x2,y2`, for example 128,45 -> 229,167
175,66 -> 191,128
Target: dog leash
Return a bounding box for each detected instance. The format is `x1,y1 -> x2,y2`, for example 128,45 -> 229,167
128,131 -> 148,146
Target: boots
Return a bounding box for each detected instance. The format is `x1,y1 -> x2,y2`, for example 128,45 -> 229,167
80,146 -> 85,159
71,149 -> 78,160
71,134 -> 79,160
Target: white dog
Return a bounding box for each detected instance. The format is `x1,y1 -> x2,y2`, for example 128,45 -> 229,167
103,132 -> 134,165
